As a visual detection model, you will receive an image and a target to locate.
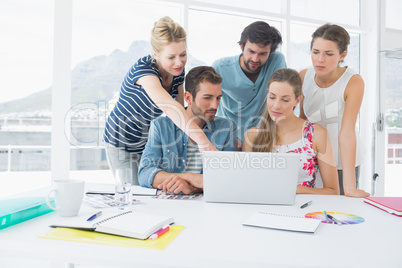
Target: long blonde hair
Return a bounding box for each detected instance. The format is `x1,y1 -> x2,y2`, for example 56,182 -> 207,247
150,16 -> 186,54
252,68 -> 302,152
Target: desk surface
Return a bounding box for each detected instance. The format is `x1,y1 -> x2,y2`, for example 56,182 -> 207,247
0,184 -> 401,268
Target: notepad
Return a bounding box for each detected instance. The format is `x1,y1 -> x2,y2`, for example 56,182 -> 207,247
86,185 -> 158,196
50,210 -> 174,240
364,197 -> 402,217
243,212 -> 321,233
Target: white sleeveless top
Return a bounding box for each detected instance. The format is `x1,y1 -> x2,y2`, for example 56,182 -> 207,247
302,67 -> 363,169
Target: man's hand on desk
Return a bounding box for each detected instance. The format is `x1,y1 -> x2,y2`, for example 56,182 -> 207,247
157,174 -> 201,195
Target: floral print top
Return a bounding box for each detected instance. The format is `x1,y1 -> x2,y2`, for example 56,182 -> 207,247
275,121 -> 318,187
257,121 -> 318,188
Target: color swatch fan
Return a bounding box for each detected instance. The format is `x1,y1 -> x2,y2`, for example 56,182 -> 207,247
305,212 -> 365,225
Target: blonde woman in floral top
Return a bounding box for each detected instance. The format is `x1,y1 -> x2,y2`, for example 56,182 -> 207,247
243,68 -> 339,195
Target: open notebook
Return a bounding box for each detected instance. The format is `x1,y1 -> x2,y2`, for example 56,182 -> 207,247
50,210 -> 173,240
243,212 -> 321,233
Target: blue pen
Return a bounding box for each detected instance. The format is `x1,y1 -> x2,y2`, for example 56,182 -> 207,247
323,211 -> 329,223
327,214 -> 342,225
87,211 -> 102,221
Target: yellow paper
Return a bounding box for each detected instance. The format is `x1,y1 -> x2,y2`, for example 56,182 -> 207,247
39,225 -> 185,250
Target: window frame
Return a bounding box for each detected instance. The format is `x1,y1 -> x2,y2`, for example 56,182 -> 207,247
51,0 -> 379,194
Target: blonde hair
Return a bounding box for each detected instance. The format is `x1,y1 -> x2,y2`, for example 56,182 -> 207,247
252,68 -> 302,152
150,16 -> 186,54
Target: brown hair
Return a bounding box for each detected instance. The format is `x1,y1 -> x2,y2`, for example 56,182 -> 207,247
150,16 -> 186,54
252,68 -> 302,152
238,21 -> 282,54
185,66 -> 222,98
310,23 -> 350,55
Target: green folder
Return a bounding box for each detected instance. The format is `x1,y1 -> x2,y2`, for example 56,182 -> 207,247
0,197 -> 55,230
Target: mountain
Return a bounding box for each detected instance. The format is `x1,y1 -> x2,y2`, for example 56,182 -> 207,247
0,40 -> 205,116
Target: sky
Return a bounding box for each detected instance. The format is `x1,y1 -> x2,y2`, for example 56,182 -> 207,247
1,0 -> 401,104
0,0 -> 165,104
1,1 -> 54,103
0,0 -> 282,103
0,0 -> 245,104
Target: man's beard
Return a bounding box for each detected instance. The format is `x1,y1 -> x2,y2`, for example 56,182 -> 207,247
244,58 -> 262,73
191,106 -> 217,122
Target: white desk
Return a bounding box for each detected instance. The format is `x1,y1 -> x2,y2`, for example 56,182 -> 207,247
0,184 -> 401,268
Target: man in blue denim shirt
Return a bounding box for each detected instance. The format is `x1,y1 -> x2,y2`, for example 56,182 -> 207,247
138,66 -> 237,194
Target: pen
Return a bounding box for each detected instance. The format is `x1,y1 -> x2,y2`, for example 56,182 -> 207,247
300,201 -> 312,209
149,225 -> 170,240
323,211 -> 329,223
86,194 -> 140,203
327,214 -> 342,225
86,211 -> 102,221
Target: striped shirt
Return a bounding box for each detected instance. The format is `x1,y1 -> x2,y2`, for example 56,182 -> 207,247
183,140 -> 202,174
103,55 -> 185,154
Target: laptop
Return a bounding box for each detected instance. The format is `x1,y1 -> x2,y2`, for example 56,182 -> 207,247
203,151 -> 300,205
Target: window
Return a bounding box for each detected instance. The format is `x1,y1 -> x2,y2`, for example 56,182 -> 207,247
70,0 -> 182,172
384,56 -> 402,195
386,0 -> 402,30
2,0 -> 375,197
289,23 -> 316,71
188,8 -> 281,66
0,0 -> 53,197
290,0 -> 360,26
193,0 -> 281,14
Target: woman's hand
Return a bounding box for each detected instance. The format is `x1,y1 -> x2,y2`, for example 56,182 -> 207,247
344,188 -> 370,198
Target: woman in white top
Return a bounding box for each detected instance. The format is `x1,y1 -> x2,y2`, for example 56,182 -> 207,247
299,23 -> 369,197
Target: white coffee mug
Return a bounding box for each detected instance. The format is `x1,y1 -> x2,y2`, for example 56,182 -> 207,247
46,179 -> 85,217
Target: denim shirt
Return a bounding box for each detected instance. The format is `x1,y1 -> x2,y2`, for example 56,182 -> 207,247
138,115 -> 237,188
